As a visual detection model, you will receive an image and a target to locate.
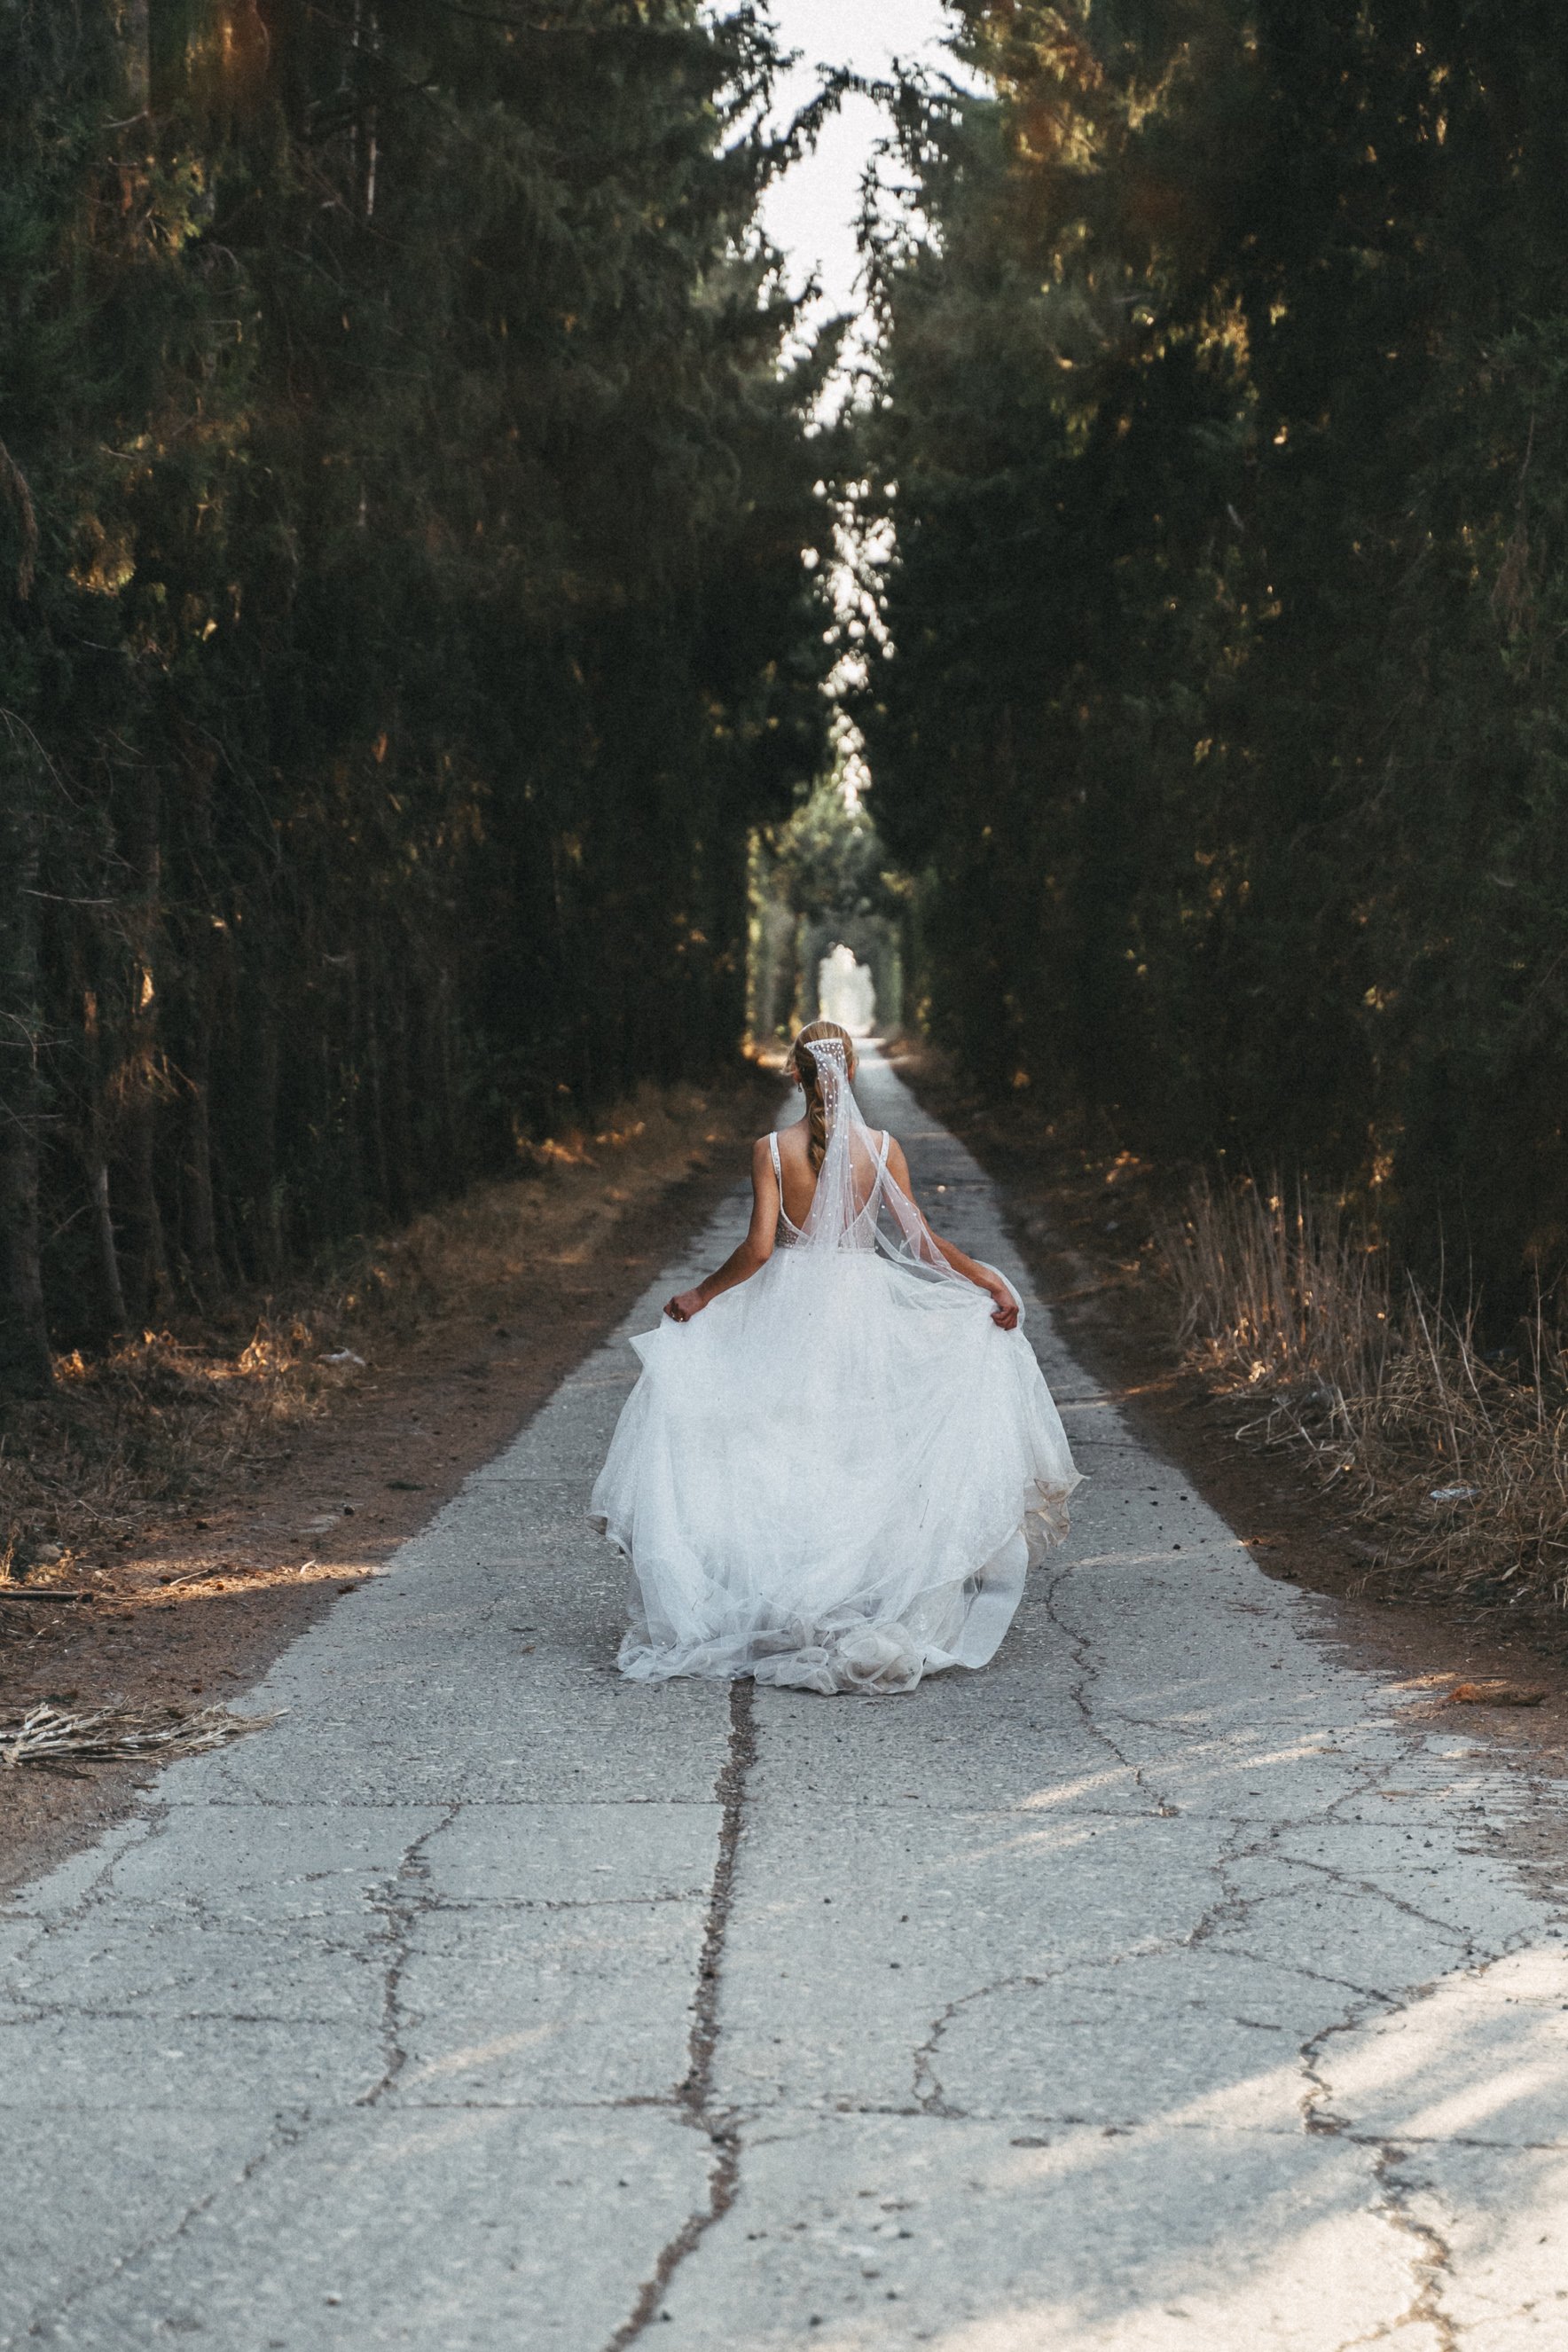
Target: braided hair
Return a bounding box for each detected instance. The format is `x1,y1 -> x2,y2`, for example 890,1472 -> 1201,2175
790,1020 -> 857,1171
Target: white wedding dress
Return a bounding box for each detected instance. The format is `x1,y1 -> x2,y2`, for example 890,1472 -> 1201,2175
590,1046 -> 1080,1694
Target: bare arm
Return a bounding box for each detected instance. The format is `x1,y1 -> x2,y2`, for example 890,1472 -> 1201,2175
884,1138 -> 1020,1330
664,1138 -> 780,1322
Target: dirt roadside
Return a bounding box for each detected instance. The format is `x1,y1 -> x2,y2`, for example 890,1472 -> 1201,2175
895,1047 -> 1568,1784
8,1046 -> 1565,1907
0,1071 -> 778,1900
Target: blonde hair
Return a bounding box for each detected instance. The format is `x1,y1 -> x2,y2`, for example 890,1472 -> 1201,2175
790,1020 -> 857,1172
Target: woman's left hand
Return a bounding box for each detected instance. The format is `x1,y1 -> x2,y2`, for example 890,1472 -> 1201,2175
986,1281 -> 1020,1330
664,1288 -> 707,1323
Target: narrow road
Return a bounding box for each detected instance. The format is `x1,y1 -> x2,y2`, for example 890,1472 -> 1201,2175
4,1056 -> 1567,2349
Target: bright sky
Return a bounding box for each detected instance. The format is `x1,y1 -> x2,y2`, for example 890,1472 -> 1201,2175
749,3 -> 973,798
756,0 -> 965,341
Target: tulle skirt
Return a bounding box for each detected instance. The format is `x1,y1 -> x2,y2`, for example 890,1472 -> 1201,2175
590,1248 -> 1081,1695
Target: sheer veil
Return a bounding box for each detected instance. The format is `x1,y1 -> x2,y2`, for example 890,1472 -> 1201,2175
794,1034 -> 1002,1298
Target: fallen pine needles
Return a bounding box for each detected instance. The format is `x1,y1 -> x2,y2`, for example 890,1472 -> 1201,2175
1,1073 -> 770,1585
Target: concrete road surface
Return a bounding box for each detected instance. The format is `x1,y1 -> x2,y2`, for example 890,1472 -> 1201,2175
5,1054 -> 1568,2350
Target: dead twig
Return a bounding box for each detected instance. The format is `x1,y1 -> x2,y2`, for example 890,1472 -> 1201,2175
0,1701 -> 278,1771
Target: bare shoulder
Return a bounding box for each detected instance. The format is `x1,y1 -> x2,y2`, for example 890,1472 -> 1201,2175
882,1131 -> 915,1186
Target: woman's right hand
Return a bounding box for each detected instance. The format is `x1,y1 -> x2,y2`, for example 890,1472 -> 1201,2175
984,1278 -> 1020,1330
664,1288 -> 707,1323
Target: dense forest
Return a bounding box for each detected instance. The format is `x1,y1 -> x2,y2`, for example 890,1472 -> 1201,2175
0,0 -> 835,1395
10,0 -> 1568,1401
858,0 -> 1568,1307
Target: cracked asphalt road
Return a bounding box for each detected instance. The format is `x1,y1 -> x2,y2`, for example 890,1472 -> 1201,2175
5,1056 -> 1568,2350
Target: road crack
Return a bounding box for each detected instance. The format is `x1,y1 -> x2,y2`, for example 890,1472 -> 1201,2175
16,2109 -> 310,2344
1332,2142 -> 1460,2351
357,1805 -> 459,2107
602,1678 -> 757,2348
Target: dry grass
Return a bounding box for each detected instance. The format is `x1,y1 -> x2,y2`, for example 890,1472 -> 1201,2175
0,1075 -> 764,1588
1159,1174 -> 1568,1610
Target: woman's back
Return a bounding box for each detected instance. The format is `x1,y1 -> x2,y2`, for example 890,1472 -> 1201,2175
769,1116 -> 889,1240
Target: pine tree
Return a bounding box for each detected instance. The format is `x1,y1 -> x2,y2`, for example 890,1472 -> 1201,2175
0,0 -> 836,1386
858,0 -> 1568,1302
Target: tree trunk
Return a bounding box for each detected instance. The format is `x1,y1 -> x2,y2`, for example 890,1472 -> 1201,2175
176,743 -> 224,1302
383,977 -> 412,1222
90,1162 -> 129,1334
119,763 -> 169,1324
0,752 -> 53,1396
0,1109 -> 51,1399
252,1014 -> 284,1282
122,0 -> 151,110
80,980 -> 129,1337
183,1015 -> 222,1302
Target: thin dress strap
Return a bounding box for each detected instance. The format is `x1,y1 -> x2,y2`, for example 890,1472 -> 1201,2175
767,1129 -> 783,1202
877,1130 -> 892,1169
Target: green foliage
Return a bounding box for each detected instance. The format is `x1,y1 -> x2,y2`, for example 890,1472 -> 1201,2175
764,770 -> 906,930
857,0 -> 1568,1305
748,767 -> 910,1039
0,0 -> 835,1374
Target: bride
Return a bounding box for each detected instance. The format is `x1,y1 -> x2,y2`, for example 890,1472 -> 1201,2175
590,1023 -> 1080,1695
